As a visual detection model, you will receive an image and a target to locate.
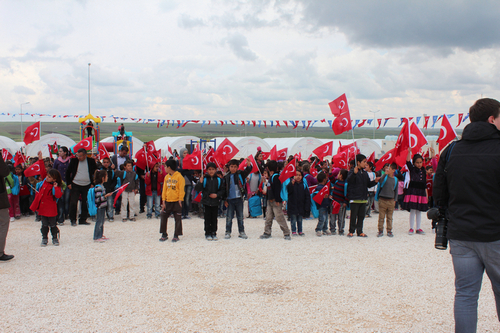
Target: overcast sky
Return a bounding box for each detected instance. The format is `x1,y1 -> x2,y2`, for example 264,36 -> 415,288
1,0 -> 499,126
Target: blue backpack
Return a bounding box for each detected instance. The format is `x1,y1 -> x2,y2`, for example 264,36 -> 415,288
87,187 -> 97,217
199,177 -> 222,199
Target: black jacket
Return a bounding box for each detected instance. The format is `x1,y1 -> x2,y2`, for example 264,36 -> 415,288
0,155 -> 11,210
286,180 -> 310,216
346,168 -> 377,201
66,157 -> 97,186
434,121 -> 500,242
101,167 -> 117,193
194,175 -> 225,207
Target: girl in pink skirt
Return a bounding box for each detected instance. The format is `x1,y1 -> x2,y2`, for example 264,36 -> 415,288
401,149 -> 428,235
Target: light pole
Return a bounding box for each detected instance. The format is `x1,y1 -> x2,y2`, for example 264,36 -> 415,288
20,102 -> 30,141
369,109 -> 380,139
88,63 -> 91,115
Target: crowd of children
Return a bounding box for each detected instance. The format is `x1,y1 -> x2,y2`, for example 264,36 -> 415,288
3,143 -> 439,246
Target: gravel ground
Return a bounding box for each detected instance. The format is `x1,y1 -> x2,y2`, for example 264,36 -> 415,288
1,204 -> 499,332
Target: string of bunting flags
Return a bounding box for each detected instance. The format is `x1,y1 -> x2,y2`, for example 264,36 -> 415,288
0,112 -> 470,130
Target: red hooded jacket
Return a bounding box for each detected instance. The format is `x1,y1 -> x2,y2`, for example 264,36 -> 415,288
30,180 -> 63,217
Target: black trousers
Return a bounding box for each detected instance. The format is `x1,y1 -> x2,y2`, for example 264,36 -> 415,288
349,202 -> 367,235
40,216 -> 59,239
159,202 -> 183,238
204,205 -> 219,236
69,184 -> 91,224
139,178 -> 146,211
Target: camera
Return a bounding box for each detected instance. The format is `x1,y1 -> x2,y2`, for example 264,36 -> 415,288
427,207 -> 448,250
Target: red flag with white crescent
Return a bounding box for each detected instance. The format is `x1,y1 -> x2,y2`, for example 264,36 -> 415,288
214,138 -> 238,166
239,154 -> 259,173
270,145 -> 278,161
367,151 -> 375,164
279,158 -> 296,183
72,137 -> 93,153
332,200 -> 341,214
332,112 -> 352,135
2,149 -> 12,161
313,181 -> 330,205
437,114 -> 457,152
328,93 -> 349,116
113,182 -> 130,207
183,152 -> 202,170
23,121 -> 40,145
312,141 -> 333,161
24,160 -> 46,178
277,148 -> 288,161
375,148 -> 397,171
98,143 -> 110,160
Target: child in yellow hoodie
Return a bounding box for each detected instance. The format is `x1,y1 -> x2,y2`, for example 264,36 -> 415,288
160,159 -> 185,242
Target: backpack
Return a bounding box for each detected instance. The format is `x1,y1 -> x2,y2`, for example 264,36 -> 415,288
375,175 -> 398,201
87,187 -> 97,217
116,171 -> 138,189
200,177 -> 222,200
6,173 -> 20,195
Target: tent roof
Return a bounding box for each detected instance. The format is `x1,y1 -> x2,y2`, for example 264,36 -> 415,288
0,136 -> 20,154
212,137 -> 271,159
25,134 -> 76,158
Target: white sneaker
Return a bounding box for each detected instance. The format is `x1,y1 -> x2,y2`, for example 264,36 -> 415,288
9,217 -> 15,222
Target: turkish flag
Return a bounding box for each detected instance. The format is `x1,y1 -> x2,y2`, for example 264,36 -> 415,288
367,151 -> 375,164
328,93 -> 349,116
375,148 -> 397,171
394,119 -> 410,157
308,185 -> 317,195
270,145 -> 278,161
310,160 -> 319,177
277,148 -> 288,161
261,152 -> 271,160
13,151 -> 27,166
203,148 -> 218,168
193,192 -> 202,203
183,152 -> 202,170
97,143 -> 109,160
332,200 -> 341,214
239,154 -> 259,173
294,152 -> 302,161
409,122 -> 428,153
134,149 -> 148,170
25,160 -> 46,178
338,142 -> 360,161
24,121 -> 40,145
146,151 -> 161,168
332,112 -> 352,135
313,182 -> 330,205
214,138 -> 238,166
2,149 -> 12,161
146,141 -> 158,155
423,116 -> 430,129
313,141 -> 333,161
168,145 -> 173,156
437,114 -> 457,152
72,137 -> 93,153
113,182 -> 130,207
279,158 -> 296,183
332,151 -> 348,169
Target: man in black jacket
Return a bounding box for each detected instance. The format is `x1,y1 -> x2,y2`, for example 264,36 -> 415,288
66,148 -> 97,226
0,154 -> 14,261
194,163 -> 225,240
434,98 -> 500,332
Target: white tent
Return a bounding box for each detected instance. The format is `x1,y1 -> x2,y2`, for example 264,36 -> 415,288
212,137 -> 271,159
263,137 -> 324,158
0,136 -> 20,154
26,134 -> 76,158
154,136 -> 200,156
101,136 -> 144,157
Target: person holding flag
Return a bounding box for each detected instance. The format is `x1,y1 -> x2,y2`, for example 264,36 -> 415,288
0,153 -> 14,260
100,157 -> 117,222
312,172 -> 331,236
53,146 -> 71,225
224,158 -> 252,239
114,160 -> 140,222
66,148 -> 97,226
346,154 -> 380,238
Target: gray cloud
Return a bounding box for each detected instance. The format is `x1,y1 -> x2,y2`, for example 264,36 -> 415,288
297,0 -> 500,51
12,86 -> 36,95
178,14 -> 206,29
224,33 -> 258,61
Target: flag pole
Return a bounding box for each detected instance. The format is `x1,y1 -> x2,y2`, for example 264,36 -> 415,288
110,182 -> 130,194
144,145 -> 149,172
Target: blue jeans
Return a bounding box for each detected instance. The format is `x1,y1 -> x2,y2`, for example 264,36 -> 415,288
147,193 -> 161,218
182,185 -> 192,217
450,239 -> 500,333
289,214 -> 303,233
93,207 -> 106,240
330,205 -> 347,233
56,188 -> 70,223
225,198 -> 245,233
316,207 -> 328,232
106,196 -> 114,220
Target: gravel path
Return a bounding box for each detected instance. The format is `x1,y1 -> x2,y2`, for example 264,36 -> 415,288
1,207 -> 499,332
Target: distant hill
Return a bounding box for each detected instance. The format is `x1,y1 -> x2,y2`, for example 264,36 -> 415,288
0,121 -> 451,143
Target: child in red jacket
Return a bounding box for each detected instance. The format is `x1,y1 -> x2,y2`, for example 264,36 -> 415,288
30,169 -> 63,246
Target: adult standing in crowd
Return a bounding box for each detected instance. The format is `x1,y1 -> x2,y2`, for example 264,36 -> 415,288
66,148 -> 96,226
434,98 -> 500,333
53,146 -> 71,225
111,145 -> 129,171
178,148 -> 194,219
0,154 -> 14,261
